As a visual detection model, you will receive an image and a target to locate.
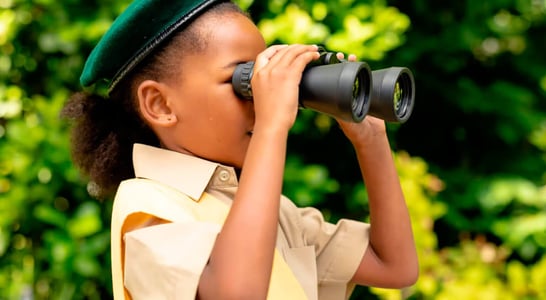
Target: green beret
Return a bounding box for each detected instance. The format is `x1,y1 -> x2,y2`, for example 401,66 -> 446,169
80,0 -> 226,90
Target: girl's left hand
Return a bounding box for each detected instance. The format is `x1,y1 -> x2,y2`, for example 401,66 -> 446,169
334,53 -> 387,147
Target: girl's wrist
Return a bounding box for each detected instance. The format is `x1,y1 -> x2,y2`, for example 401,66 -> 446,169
352,134 -> 390,158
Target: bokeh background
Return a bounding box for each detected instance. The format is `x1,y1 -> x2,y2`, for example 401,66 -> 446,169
1,0 -> 545,299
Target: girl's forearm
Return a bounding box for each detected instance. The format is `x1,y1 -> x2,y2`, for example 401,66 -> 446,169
355,133 -> 418,278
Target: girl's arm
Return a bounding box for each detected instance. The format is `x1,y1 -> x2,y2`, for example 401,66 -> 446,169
338,116 -> 419,288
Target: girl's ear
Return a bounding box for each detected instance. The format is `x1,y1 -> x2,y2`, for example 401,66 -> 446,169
137,80 -> 178,127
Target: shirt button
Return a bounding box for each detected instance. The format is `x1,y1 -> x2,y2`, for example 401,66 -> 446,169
219,170 -> 230,182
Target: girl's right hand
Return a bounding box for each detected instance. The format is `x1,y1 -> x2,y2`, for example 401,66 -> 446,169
250,44 -> 320,134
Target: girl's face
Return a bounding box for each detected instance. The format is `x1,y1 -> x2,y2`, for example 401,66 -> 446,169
162,12 -> 266,168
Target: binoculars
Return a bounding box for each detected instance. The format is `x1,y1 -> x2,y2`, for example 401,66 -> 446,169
232,47 -> 415,123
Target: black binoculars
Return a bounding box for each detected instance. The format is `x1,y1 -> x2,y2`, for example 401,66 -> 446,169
232,47 -> 415,123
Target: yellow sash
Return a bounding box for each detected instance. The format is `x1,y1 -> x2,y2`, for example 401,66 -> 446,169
111,178 -> 308,299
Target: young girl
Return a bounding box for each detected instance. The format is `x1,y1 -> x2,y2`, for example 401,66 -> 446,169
62,0 -> 418,299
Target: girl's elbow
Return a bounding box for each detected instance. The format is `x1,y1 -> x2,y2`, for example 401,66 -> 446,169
391,262 -> 419,288
398,267 -> 419,288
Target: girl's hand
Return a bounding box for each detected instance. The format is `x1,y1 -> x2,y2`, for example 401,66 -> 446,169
251,44 -> 320,134
334,52 -> 387,147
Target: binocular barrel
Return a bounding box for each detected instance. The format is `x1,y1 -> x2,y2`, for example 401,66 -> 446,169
232,50 -> 415,123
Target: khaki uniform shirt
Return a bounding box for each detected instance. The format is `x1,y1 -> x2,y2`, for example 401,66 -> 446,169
111,144 -> 370,299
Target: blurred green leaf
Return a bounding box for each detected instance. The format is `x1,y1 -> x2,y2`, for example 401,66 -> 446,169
33,204 -> 68,228
67,202 -> 102,239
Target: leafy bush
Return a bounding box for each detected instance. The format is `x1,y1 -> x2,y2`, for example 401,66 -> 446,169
1,0 -> 545,299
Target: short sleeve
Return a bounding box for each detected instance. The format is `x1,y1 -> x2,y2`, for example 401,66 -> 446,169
124,221 -> 220,300
299,206 -> 370,298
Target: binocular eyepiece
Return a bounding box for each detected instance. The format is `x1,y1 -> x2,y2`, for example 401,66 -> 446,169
232,47 -> 415,123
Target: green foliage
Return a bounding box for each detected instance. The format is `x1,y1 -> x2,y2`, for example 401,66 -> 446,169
385,0 -> 546,263
0,0 -> 545,299
0,0 -> 127,298
0,89 -> 113,298
284,156 -> 340,207
255,0 -> 410,60
480,177 -> 546,259
375,237 -> 546,300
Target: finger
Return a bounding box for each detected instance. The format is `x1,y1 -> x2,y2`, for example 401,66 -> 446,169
274,45 -> 320,77
254,44 -> 288,70
265,44 -> 319,68
335,52 -> 357,62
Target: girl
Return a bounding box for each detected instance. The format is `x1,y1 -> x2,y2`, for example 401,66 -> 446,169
62,0 -> 418,299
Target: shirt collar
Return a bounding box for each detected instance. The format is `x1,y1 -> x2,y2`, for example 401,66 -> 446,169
132,143 -> 236,201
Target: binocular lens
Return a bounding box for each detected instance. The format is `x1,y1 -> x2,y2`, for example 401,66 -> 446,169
352,77 -> 360,110
394,82 -> 402,112
349,69 -> 370,122
369,67 -> 415,123
394,71 -> 414,121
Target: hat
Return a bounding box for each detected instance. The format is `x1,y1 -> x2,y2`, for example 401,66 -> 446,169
80,0 -> 225,91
